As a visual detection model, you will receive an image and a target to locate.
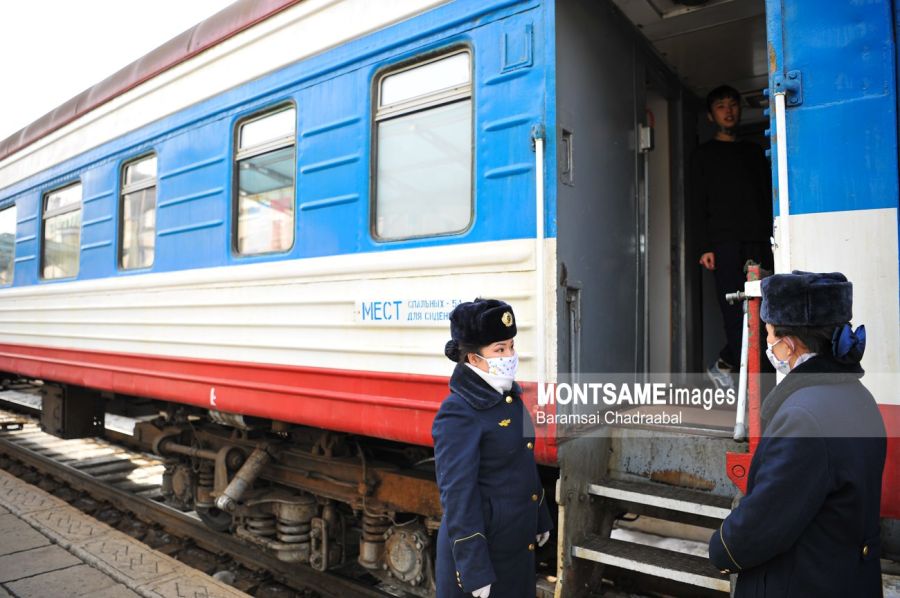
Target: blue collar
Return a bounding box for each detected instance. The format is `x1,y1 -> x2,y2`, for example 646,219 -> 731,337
449,363 -> 522,410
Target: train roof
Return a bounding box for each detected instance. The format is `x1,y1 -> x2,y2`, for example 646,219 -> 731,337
0,0 -> 301,163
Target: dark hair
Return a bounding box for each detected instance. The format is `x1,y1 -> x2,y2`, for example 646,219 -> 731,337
444,340 -> 484,364
773,324 -> 838,356
706,85 -> 741,113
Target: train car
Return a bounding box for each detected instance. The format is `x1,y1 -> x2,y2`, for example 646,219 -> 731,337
0,0 -> 897,596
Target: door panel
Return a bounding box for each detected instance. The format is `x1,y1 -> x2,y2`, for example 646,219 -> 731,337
556,0 -> 640,376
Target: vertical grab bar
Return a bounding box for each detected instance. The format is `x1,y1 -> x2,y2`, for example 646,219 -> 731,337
773,92 -> 791,274
533,126 -> 546,389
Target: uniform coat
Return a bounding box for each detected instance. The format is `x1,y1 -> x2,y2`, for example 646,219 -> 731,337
432,363 -> 552,598
709,356 -> 886,597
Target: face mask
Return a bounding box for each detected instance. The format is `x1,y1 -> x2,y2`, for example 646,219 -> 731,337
766,338 -> 793,375
477,352 -> 519,380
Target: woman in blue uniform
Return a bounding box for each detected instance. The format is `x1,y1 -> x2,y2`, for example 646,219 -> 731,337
432,298 -> 553,598
708,271 -> 886,596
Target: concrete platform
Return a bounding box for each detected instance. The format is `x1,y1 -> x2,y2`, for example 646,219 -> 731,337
0,468 -> 249,598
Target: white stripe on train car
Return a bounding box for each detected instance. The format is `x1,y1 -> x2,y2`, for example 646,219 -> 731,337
0,238 -> 554,380
775,207 -> 900,406
0,0 -> 450,190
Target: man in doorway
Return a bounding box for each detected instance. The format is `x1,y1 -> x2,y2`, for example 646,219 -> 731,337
692,85 -> 773,389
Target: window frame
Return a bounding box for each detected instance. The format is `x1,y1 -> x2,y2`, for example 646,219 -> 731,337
231,102 -> 298,257
371,47 -> 475,242
0,203 -> 16,287
40,181 -> 82,280
118,152 -> 158,271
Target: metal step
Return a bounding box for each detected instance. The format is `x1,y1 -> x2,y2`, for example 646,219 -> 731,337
589,479 -> 732,521
572,535 -> 730,592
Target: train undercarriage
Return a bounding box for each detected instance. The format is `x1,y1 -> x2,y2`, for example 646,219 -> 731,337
144,413 -> 445,596
39,380 -> 457,597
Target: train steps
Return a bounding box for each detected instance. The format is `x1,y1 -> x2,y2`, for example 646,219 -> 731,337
572,478 -> 732,594
589,478 -> 732,527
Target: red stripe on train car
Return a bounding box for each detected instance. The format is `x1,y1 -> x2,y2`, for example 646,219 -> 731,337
879,404 -> 900,519
0,343 -> 559,465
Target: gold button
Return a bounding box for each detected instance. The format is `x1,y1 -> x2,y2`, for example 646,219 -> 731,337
528,543 -> 535,551
505,396 -> 513,403
862,545 -> 869,557
531,494 -> 538,501
527,442 -> 534,450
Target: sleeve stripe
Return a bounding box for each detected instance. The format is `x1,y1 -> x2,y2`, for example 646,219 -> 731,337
719,526 -> 741,570
539,487 -> 545,506
453,532 -> 487,546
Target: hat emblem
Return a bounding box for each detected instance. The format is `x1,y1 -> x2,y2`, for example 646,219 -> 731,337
501,311 -> 514,327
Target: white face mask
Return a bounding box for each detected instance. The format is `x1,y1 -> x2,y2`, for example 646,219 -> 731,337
476,352 -> 518,379
766,337 -> 793,375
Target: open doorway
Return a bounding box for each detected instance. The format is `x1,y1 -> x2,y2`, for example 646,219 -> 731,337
555,0 -> 770,382
624,0 -> 771,376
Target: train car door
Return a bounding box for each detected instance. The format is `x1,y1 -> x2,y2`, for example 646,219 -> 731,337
555,2 -> 642,378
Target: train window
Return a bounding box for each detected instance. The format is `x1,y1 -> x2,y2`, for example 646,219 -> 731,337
0,205 -> 15,285
374,51 -> 472,240
41,183 -> 82,280
120,154 -> 157,270
235,105 -> 296,255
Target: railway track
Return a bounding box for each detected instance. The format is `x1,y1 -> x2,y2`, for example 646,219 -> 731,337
0,391 -> 391,598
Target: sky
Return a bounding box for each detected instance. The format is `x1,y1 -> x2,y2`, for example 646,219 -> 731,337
0,0 -> 236,142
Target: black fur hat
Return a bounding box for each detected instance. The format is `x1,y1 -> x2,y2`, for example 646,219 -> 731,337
444,298 -> 516,361
760,271 -> 852,326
